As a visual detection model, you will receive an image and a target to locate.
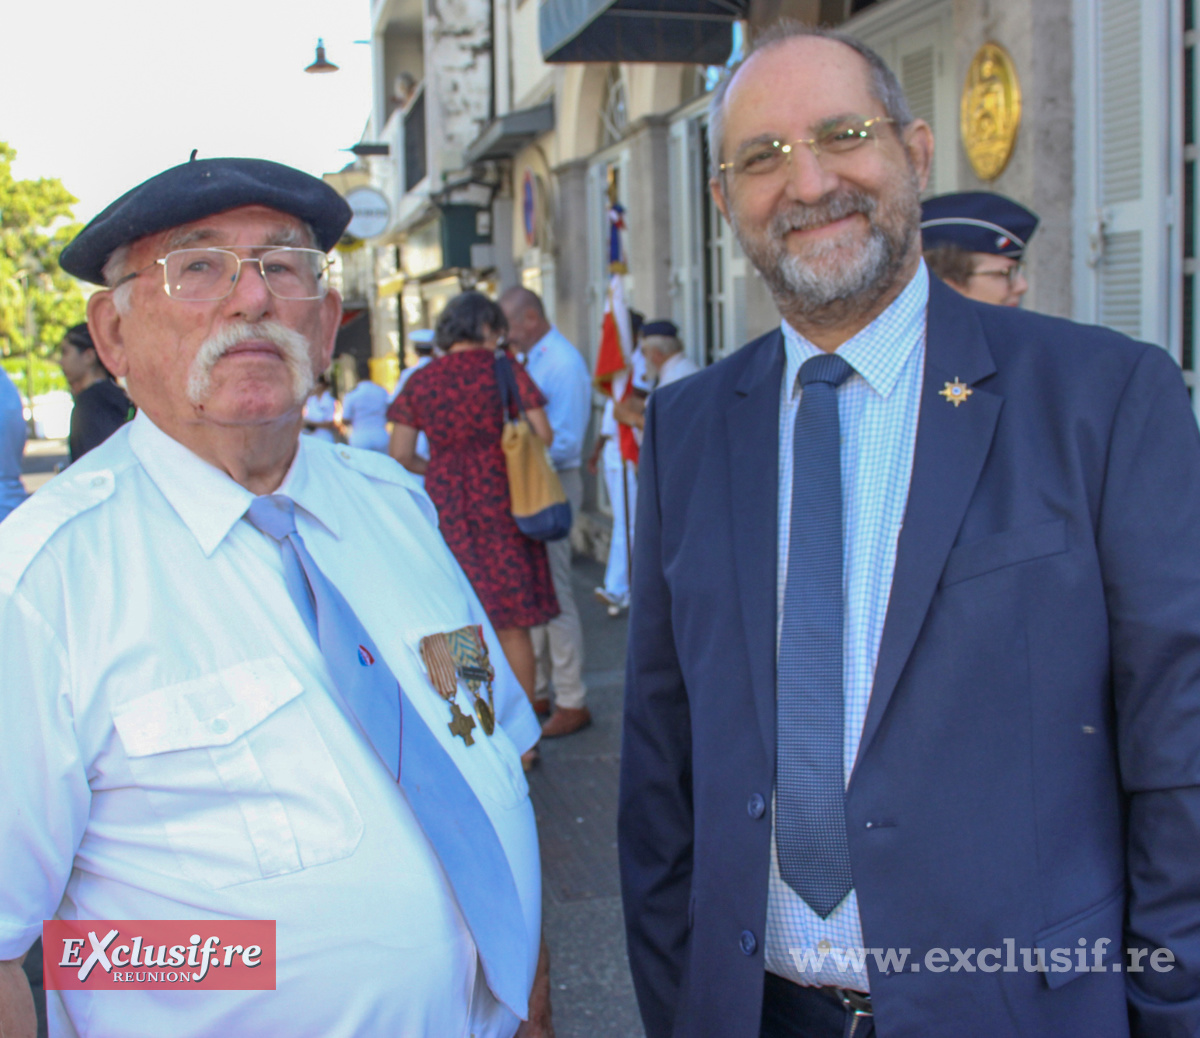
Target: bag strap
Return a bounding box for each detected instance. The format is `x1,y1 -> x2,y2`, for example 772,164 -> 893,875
494,349 -> 526,422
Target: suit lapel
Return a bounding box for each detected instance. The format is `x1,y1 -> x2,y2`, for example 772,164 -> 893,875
854,280 -> 1002,769
727,331 -> 785,763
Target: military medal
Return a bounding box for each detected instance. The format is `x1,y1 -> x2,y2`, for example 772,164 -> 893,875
446,625 -> 496,736
446,700 -> 476,746
419,626 -> 496,743
939,377 -> 973,407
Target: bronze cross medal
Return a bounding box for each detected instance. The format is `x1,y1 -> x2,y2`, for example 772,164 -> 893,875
419,632 -> 480,747
447,701 -> 476,745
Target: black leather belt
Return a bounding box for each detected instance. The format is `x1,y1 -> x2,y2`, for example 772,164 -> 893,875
762,973 -> 873,1038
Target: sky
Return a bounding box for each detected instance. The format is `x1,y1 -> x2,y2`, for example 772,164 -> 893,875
4,0 -> 375,225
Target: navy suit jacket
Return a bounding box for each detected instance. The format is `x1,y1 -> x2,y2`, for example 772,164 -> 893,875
619,276 -> 1200,1038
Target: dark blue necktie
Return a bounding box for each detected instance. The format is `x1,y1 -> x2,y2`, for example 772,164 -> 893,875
245,495 -> 529,1013
776,353 -> 855,919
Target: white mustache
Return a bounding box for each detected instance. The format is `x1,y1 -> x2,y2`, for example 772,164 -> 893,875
769,189 -> 876,237
186,321 -> 315,407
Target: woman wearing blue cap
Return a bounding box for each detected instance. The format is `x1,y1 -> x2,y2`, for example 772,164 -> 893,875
921,190 -> 1039,307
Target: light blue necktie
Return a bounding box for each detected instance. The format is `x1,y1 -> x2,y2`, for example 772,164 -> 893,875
245,495 -> 529,1013
776,353 -> 855,919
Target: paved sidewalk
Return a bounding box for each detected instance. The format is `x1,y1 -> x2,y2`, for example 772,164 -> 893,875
20,437 -> 67,494
533,553 -> 644,1038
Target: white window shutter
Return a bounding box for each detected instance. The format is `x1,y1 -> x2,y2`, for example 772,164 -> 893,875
1075,0 -> 1175,349
853,3 -> 956,197
668,117 -> 706,368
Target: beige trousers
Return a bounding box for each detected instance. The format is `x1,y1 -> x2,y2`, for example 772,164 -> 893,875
532,467 -> 587,709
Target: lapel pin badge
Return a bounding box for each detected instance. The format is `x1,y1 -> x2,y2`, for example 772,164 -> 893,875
939,378 -> 973,407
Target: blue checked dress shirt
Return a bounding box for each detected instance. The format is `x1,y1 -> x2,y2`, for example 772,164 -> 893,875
764,262 -> 929,991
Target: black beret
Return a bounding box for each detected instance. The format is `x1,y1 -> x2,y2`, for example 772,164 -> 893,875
60,156 -> 352,285
921,191 -> 1039,258
642,320 -> 679,339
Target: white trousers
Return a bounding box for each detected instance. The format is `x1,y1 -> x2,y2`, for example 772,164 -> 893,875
532,467 -> 587,709
602,460 -> 637,599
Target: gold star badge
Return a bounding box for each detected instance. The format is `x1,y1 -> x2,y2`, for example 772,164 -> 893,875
939,378 -> 973,407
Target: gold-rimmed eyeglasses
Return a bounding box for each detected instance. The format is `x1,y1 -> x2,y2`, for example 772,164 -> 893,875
718,116 -> 897,179
113,247 -> 331,301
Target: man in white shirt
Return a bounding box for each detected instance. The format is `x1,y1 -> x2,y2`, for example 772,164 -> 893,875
0,157 -> 550,1038
612,321 -> 699,434
500,287 -> 593,737
641,320 -> 700,389
339,356 -> 390,452
301,373 -> 338,441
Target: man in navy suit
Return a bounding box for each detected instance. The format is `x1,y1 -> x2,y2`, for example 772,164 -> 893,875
619,23 -> 1200,1038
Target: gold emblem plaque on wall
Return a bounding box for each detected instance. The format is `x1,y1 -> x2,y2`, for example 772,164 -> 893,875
960,42 -> 1022,181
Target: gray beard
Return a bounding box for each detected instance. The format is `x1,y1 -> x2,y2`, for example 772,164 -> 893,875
731,186 -> 918,326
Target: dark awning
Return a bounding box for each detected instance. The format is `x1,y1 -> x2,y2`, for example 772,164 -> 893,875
539,0 -> 746,64
463,102 -> 556,165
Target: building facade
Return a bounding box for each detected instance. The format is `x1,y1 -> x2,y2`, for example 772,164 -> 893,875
346,0 -> 1195,530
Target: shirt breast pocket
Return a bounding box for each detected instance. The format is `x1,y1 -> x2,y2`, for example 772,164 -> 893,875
111,657 -> 364,889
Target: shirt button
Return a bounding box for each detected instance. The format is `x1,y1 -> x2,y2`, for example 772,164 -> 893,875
90,476 -> 106,488
747,793 -> 766,819
740,930 -> 757,956
211,718 -> 230,735
817,940 -> 831,952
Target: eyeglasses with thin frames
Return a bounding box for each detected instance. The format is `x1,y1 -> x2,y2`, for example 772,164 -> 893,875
970,263 -> 1025,286
112,247 -> 331,301
718,116 -> 897,180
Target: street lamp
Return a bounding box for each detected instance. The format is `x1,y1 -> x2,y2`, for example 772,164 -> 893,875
305,39 -> 339,74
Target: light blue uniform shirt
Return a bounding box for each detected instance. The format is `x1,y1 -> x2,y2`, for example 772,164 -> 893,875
521,327 -> 592,471
0,368 -> 28,521
765,263 -> 928,992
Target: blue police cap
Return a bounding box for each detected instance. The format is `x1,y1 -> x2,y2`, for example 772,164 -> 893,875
61,155 -> 352,286
642,320 -> 679,339
920,192 -> 1039,258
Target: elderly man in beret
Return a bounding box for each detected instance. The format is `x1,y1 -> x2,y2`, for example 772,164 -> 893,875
0,157 -> 551,1037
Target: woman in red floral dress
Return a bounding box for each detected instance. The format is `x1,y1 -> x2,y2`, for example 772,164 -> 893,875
388,292 -> 560,712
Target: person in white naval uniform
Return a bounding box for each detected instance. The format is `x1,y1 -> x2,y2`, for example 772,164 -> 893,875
591,347 -> 652,615
0,157 -> 552,1038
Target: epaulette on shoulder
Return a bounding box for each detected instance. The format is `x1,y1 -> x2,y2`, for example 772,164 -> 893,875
0,466 -> 117,593
330,444 -> 439,527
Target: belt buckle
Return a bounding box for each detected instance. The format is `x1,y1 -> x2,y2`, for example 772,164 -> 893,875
836,987 -> 872,1017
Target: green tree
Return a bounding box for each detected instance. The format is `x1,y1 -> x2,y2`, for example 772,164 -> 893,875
0,140 -> 86,394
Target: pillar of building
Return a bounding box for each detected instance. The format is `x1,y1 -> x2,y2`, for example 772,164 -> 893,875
953,0 -> 1075,318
